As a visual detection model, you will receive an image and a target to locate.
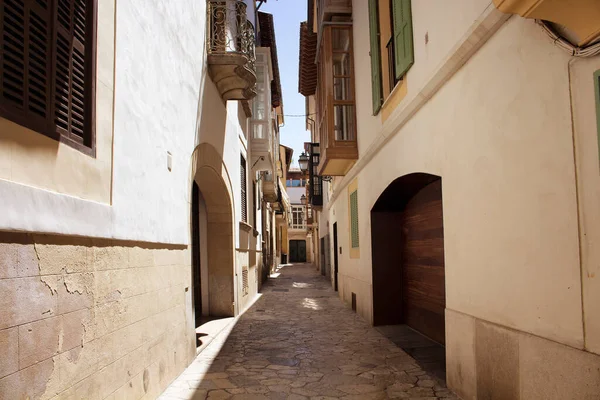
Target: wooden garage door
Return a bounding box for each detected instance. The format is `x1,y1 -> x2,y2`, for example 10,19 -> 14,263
401,179 -> 445,344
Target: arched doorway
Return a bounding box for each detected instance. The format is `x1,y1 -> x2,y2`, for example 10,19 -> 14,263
371,173 -> 446,378
191,143 -> 236,320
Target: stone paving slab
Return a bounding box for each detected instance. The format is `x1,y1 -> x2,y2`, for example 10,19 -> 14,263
158,264 -> 458,400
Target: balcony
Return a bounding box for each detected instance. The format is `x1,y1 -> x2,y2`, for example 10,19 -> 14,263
317,0 -> 352,27
250,49 -> 275,175
262,171 -> 278,203
207,0 -> 257,101
316,25 -> 358,176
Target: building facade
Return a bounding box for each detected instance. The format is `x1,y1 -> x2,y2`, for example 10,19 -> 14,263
299,0 -> 600,398
284,169 -> 314,264
0,0 -> 283,398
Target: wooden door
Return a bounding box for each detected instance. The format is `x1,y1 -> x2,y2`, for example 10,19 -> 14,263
298,240 -> 307,262
289,240 -> 307,262
289,241 -> 298,262
401,180 -> 445,344
333,223 -> 339,291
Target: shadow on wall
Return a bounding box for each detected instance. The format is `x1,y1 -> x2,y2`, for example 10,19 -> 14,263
194,68 -> 229,162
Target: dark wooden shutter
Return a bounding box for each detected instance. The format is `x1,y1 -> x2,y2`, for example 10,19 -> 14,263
1,0 -> 52,133
54,0 -> 91,146
392,0 -> 414,80
368,0 -> 382,115
241,155 -> 247,223
1,0 -> 95,153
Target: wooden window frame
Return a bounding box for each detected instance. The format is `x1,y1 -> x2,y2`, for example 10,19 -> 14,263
0,0 -> 97,157
318,25 -> 357,150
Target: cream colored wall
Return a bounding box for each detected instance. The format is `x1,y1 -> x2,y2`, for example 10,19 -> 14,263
332,14 -> 587,348
0,0 -> 115,205
571,57 -> 600,355
351,0 -> 492,156
0,233 -> 194,399
446,309 -> 600,400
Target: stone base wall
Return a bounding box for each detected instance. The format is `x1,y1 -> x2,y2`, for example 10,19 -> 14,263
338,273 -> 373,324
446,309 -> 600,400
0,232 -> 195,399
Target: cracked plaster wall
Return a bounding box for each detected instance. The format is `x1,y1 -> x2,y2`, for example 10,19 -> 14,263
0,233 -> 194,399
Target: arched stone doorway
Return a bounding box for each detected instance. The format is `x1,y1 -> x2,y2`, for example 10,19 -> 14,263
371,173 -> 446,379
191,143 -> 236,319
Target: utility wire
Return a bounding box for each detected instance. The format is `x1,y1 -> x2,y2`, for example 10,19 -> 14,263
278,113 -> 316,117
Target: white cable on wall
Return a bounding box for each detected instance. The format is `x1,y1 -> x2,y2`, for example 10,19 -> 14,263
537,20 -> 600,57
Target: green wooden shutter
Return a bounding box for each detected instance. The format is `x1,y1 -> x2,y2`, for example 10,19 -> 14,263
350,190 -> 359,248
595,70 -> 600,167
392,0 -> 414,80
368,0 -> 382,115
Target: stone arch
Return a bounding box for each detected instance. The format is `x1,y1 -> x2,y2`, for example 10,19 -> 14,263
370,172 -> 447,380
370,172 -> 445,328
191,143 -> 236,317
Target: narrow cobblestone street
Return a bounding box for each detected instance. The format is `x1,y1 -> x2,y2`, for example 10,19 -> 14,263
159,264 -> 456,400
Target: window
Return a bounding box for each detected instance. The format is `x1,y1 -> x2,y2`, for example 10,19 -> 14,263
241,155 -> 247,223
350,189 -> 359,248
292,205 -> 305,229
368,0 -> 414,114
0,0 -> 97,155
308,144 -> 323,206
286,178 -> 305,187
317,25 -> 356,146
331,28 -> 355,141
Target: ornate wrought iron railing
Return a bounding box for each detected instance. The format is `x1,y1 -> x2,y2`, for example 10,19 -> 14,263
207,0 -> 256,69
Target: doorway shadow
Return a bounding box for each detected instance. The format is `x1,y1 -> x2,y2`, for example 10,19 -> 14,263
376,324 -> 446,383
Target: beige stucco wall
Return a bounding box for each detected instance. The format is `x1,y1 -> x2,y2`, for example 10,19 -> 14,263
332,10 -> 589,350
446,309 -> 600,400
571,56 -> 600,355
351,0 -> 492,156
0,233 -> 194,399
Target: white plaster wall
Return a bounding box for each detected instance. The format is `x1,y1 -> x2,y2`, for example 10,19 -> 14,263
111,0 -> 206,245
0,0 -> 207,246
334,16 -> 585,347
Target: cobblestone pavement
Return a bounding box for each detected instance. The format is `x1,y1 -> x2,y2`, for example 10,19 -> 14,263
159,263 -> 457,400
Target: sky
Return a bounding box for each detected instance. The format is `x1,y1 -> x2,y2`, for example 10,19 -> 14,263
259,0 -> 310,167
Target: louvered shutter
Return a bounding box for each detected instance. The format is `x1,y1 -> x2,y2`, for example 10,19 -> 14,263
241,156 -> 247,223
368,0 -> 382,115
350,190 -> 359,248
595,70 -> 600,164
1,0 -> 52,133
54,0 -> 90,145
392,0 -> 414,80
